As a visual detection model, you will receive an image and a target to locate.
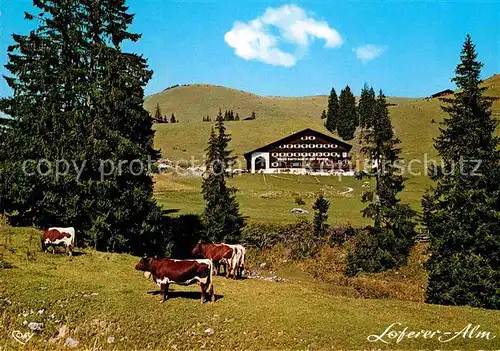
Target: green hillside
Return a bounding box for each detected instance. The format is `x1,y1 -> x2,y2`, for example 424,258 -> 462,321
150,75 -> 500,173
1,227 -> 499,350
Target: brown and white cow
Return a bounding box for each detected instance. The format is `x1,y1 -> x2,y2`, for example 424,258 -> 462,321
191,241 -> 235,278
227,244 -> 246,279
41,227 -> 75,256
135,256 -> 215,304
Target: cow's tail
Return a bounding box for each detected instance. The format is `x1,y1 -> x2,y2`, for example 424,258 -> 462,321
207,259 -> 214,296
40,236 -> 46,251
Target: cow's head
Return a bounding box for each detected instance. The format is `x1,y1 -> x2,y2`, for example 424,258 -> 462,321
191,240 -> 203,257
135,254 -> 153,272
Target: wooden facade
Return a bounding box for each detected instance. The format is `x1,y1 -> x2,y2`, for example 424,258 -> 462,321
244,129 -> 352,175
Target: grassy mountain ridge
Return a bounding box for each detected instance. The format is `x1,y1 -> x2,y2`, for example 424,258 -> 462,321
150,75 -> 499,169
145,83 -> 331,122
145,74 -> 499,123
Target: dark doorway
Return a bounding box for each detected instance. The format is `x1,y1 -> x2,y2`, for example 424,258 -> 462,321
255,156 -> 266,171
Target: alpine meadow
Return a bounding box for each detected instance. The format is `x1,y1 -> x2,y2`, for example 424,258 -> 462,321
1,1 -> 499,350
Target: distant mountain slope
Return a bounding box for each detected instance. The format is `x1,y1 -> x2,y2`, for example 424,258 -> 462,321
150,75 -> 500,171
145,84 -> 338,122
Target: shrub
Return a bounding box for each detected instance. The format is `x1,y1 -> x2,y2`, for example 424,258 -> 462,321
166,214 -> 204,258
345,222 -> 416,277
283,219 -> 317,259
327,225 -> 357,245
303,242 -> 428,302
294,195 -> 305,206
242,222 -> 283,250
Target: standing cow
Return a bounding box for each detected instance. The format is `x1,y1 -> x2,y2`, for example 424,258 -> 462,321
191,241 -> 235,278
135,256 -> 215,303
41,227 -> 75,256
192,241 -> 246,279
228,244 -> 246,279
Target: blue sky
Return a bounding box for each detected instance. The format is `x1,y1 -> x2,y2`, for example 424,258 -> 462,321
1,0 -> 499,98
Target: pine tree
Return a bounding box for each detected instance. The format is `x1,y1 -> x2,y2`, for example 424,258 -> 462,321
325,88 -> 339,133
422,35 -> 500,309
251,111 -> 256,120
235,113 -> 239,121
170,113 -> 176,123
0,0 -> 165,254
358,85 -> 376,128
337,86 -> 358,140
320,109 -> 327,120
154,103 -> 162,121
312,192 -> 330,237
201,111 -> 244,243
346,90 -> 416,276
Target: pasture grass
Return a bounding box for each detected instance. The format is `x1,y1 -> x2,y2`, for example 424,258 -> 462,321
153,173 -> 431,226
1,227 -> 500,350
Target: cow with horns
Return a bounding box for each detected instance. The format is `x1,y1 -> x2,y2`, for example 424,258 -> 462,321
135,255 -> 215,303
41,227 -> 75,256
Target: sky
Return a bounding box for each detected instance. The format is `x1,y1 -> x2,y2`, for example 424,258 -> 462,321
0,0 -> 499,98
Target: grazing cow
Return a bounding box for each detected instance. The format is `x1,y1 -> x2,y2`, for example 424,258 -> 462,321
191,241 -> 235,278
41,227 -> 75,256
135,256 -> 215,303
228,244 -> 246,279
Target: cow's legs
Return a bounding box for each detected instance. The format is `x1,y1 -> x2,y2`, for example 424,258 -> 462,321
225,262 -> 230,278
160,283 -> 168,303
199,283 -> 207,303
214,262 -> 219,276
209,284 -> 215,303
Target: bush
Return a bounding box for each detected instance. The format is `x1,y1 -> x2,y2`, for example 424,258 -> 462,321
242,222 -> 283,250
345,224 -> 415,277
326,224 -> 357,245
303,242 -> 428,302
243,221 -> 361,260
165,214 -> 204,258
294,195 -> 305,206
283,220 -> 317,259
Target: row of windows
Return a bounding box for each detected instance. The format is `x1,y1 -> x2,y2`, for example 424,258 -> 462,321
271,160 -> 349,167
271,152 -> 348,157
277,143 -> 338,149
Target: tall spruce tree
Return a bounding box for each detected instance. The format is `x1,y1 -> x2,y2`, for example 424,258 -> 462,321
312,192 -> 330,237
201,110 -> 244,243
422,35 -> 500,309
346,90 -> 416,276
170,113 -> 176,123
337,86 -> 358,140
325,88 -> 339,133
0,0 -> 164,254
154,103 -> 162,121
358,85 -> 377,128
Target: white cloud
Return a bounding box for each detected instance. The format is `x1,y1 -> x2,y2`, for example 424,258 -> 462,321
354,44 -> 387,63
224,4 -> 342,67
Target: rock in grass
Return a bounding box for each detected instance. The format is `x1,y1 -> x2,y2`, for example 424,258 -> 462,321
64,337 -> 79,348
27,322 -> 43,331
49,325 -> 67,343
107,336 -> 115,344
204,328 -> 214,336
